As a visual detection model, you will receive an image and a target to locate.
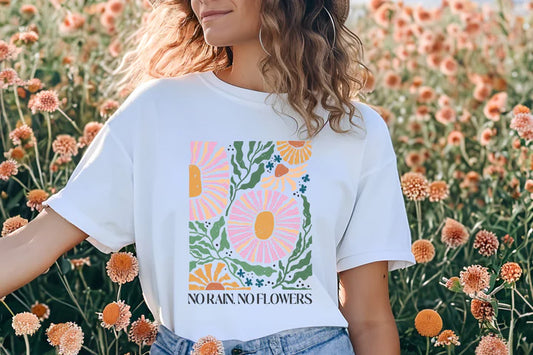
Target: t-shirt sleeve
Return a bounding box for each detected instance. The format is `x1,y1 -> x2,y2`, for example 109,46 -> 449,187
336,105 -> 416,273
42,121 -> 135,254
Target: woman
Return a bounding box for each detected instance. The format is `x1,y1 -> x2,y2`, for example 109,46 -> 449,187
38,0 -> 416,354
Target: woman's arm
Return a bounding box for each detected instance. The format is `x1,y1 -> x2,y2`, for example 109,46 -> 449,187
338,261 -> 401,355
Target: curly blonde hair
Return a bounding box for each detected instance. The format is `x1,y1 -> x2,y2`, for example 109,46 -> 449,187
110,0 -> 371,139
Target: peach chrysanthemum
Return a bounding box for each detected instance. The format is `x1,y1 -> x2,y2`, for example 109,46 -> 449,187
78,122 -> 103,148
447,130 -> 463,146
411,239 -> 435,263
29,89 -> 60,114
502,234 -> 514,247
434,329 -> 460,347
12,312 -> 40,336
428,181 -> 449,202
0,159 -> 19,181
30,300 -> 50,321
99,100 -> 119,118
435,106 -> 456,125
106,252 -> 139,284
191,335 -> 225,355
445,276 -> 462,292
4,146 -> 26,161
52,134 -> 79,161
26,189 -> 49,212
525,179 -> 533,193
58,322 -> 84,355
473,230 -> 499,257
441,218 -> 469,248
46,322 -> 72,346
128,314 -> 158,346
97,300 -> 131,331
475,333 -> 509,355
500,262 -> 522,284
510,104 -> 533,141
9,123 -> 34,146
414,309 -> 443,337
0,40 -> 22,61
25,77 -> 43,93
470,293 -> 494,321
1,215 -> 28,237
400,172 -> 429,201
70,257 -> 91,269
460,265 -> 491,296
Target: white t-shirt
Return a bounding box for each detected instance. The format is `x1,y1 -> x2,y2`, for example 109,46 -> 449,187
42,70 -> 415,342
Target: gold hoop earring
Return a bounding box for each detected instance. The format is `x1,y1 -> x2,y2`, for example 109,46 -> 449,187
259,25 -> 271,56
322,6 -> 336,53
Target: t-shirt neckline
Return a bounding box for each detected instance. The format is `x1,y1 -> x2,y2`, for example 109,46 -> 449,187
199,70 -> 288,105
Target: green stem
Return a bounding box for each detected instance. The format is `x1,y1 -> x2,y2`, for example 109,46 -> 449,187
509,286 -> 515,355
116,284 -> 122,302
415,200 -> 422,239
32,136 -> 45,188
426,336 -> 430,355
1,299 -> 15,316
23,334 -> 30,355
45,112 -> 52,169
56,108 -> 83,135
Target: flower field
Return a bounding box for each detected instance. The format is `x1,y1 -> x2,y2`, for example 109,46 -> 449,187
0,0 -> 532,354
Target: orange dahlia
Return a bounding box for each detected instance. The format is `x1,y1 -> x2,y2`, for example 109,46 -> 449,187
475,333 -> 509,355
441,217 -> 469,248
434,329 -> 460,347
400,172 -> 429,201
460,265 -> 491,296
414,309 -> 443,337
128,314 -> 158,346
500,262 -> 522,284
106,251 -> 139,284
411,239 -> 435,263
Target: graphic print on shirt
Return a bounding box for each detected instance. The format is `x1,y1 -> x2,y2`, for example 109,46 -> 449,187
188,141 -> 313,305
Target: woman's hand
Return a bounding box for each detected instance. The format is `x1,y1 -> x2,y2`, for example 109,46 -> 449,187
338,261 -> 401,355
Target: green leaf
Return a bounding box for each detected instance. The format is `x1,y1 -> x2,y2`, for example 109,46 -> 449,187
247,141 -> 257,161
228,258 -> 275,276
234,141 -> 246,169
219,228 -> 230,250
285,264 -> 312,284
230,154 -> 242,178
190,243 -> 212,257
240,163 -> 265,190
252,143 -> 275,165
209,216 -> 225,241
288,233 -> 304,264
196,221 -> 207,233
189,221 -> 198,232
189,233 -> 204,244
189,261 -> 197,272
302,195 -> 311,229
288,250 -> 312,274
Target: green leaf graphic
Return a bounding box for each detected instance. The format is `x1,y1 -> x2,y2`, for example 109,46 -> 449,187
228,258 -> 276,277
219,228 -> 230,250
288,250 -> 312,274
230,154 -> 242,178
252,143 -> 275,165
234,141 -> 246,170
302,195 -> 311,229
247,141 -> 257,161
285,264 -> 312,284
240,163 -> 265,190
209,216 -> 225,241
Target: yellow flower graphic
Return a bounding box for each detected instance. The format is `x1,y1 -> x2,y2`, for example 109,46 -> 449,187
276,141 -> 312,165
260,163 -> 307,191
189,262 -> 250,290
